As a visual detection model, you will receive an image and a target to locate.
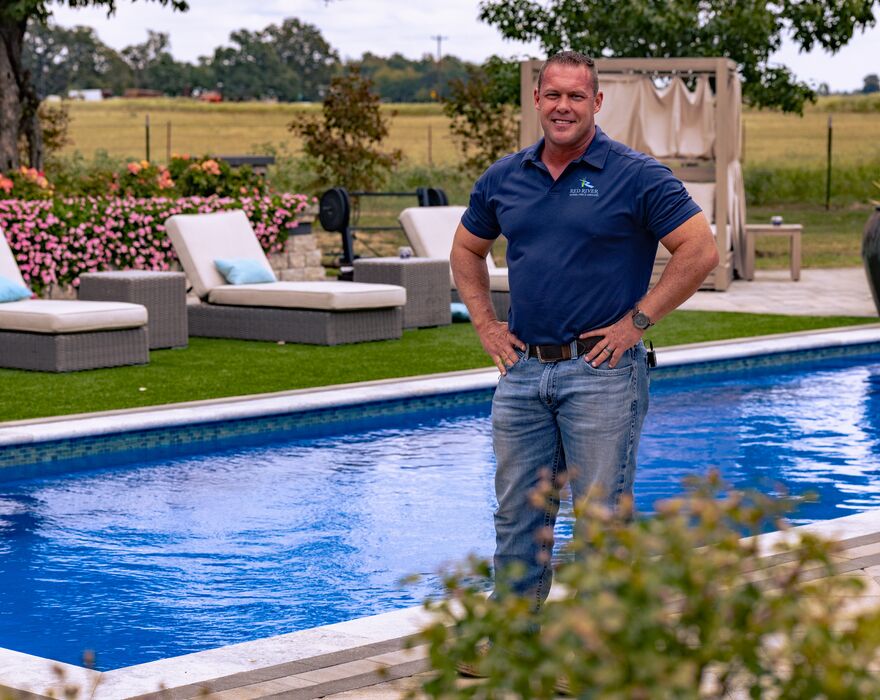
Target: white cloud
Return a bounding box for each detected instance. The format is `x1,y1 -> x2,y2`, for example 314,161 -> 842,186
47,0 -> 879,92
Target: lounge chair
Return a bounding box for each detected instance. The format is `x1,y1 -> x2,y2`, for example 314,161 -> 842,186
398,206 -> 510,318
165,210 -> 406,345
0,231 -> 148,372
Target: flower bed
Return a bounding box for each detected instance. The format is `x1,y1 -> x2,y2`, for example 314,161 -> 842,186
1,193 -> 311,295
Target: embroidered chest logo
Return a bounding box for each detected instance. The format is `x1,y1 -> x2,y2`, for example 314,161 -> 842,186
569,177 -> 599,197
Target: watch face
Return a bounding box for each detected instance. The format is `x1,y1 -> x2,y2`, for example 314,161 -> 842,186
633,311 -> 651,330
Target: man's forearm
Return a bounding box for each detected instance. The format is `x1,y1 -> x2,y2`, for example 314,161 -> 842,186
640,240 -> 719,323
450,246 -> 497,330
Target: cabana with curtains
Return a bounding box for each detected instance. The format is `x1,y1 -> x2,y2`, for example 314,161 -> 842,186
520,57 -> 745,291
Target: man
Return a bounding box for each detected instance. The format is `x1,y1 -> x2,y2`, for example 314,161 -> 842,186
450,51 -> 719,605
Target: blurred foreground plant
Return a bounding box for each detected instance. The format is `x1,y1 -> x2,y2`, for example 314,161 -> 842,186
415,472 -> 880,699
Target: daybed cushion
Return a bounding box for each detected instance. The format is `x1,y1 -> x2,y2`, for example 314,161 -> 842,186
0,299 -> 148,334
0,230 -> 29,289
207,281 -> 406,311
215,257 -> 277,285
0,275 -> 32,302
682,181 -> 715,223
166,210 -> 275,299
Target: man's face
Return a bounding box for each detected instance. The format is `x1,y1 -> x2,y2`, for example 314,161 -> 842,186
534,63 -> 603,151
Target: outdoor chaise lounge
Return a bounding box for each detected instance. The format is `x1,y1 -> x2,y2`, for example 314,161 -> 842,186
0,231 -> 148,372
398,205 -> 510,319
165,210 -> 406,345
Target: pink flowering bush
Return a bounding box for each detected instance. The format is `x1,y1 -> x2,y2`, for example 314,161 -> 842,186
0,193 -> 311,295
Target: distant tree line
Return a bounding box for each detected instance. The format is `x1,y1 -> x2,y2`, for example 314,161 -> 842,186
23,17 -> 473,102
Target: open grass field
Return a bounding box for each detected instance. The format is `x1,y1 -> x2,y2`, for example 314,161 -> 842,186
62,96 -> 880,168
62,99 -> 460,166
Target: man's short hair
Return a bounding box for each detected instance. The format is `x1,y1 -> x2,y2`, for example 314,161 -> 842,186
537,51 -> 599,96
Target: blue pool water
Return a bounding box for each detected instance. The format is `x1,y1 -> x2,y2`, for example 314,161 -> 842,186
3,351 -> 880,670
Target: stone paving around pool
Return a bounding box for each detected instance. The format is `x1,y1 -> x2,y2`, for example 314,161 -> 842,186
4,508 -> 880,699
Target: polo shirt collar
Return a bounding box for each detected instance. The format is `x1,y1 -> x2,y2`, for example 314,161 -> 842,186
521,126 -> 612,170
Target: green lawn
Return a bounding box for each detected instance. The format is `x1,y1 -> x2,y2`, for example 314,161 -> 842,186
2,310 -> 875,423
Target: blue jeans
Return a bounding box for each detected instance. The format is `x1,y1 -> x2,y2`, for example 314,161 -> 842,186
491,342 -> 650,607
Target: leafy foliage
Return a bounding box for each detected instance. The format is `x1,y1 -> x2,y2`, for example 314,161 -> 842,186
416,472 -> 880,699
443,56 -> 520,176
477,0 -> 879,113
289,69 -> 402,193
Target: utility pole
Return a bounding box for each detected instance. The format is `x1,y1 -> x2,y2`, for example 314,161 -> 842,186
430,35 -> 448,62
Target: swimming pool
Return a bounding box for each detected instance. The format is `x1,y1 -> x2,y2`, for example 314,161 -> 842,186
2,331 -> 880,672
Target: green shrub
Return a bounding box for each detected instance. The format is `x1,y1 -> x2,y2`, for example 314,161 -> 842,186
745,161 -> 880,206
415,473 -> 880,699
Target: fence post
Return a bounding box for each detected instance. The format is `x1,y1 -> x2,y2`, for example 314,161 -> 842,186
145,114 -> 151,162
166,120 -> 171,163
825,115 -> 832,210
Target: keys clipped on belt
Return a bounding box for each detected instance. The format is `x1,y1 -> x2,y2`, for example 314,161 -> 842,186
646,340 -> 657,368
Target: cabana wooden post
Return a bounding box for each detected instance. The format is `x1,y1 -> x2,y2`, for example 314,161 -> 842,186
520,57 -> 743,291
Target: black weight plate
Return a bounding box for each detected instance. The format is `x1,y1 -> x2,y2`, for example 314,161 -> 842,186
427,187 -> 448,206
319,187 -> 351,232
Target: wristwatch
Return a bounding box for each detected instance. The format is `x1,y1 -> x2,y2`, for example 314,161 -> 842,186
631,307 -> 654,330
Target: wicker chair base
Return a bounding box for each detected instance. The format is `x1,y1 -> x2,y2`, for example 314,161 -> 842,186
188,304 -> 403,345
0,327 -> 149,372
452,290 -> 510,320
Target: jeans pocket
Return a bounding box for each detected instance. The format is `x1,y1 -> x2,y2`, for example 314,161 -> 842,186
579,346 -> 635,376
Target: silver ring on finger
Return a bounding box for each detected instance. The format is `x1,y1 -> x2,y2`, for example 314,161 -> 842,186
603,347 -> 613,355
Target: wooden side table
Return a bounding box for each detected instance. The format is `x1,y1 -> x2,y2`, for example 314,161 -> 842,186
744,224 -> 802,281
78,271 -> 188,349
353,257 -> 450,328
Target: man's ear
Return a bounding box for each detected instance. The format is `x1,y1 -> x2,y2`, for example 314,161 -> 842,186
594,90 -> 604,114
534,86 -> 540,110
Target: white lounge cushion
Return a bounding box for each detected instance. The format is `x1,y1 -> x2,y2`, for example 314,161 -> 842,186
207,281 -> 406,311
0,230 -> 28,289
488,269 -> 509,292
166,210 -> 274,299
0,299 -> 147,334
399,206 -> 509,290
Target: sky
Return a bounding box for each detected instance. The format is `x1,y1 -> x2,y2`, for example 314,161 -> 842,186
49,0 -> 880,93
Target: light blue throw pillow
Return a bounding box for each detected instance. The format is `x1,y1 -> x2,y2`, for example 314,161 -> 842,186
214,258 -> 276,285
0,274 -> 32,303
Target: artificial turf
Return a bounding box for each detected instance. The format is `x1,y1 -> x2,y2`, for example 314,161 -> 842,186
2,310 -> 875,423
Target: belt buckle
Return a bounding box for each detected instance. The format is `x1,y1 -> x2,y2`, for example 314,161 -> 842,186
535,345 -> 564,363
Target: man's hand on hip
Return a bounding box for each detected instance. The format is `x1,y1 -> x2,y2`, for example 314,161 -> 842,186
476,320 -> 526,375
579,317 -> 643,369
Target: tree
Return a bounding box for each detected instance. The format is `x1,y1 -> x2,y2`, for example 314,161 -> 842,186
209,18 -> 338,101
443,56 -> 520,175
864,73 -> 880,94
477,0 -> 879,113
24,21 -> 132,98
289,68 -> 401,192
1,0 -> 187,173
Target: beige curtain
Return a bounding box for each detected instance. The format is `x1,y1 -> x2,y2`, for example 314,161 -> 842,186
595,75 -> 715,159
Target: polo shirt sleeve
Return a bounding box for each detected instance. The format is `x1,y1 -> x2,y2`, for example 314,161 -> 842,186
460,170 -> 501,240
639,159 -> 703,240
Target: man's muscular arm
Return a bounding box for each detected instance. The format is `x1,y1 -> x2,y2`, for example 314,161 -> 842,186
581,212 -> 719,367
450,223 -> 525,374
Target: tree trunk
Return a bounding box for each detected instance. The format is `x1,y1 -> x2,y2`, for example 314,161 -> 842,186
0,17 -> 41,173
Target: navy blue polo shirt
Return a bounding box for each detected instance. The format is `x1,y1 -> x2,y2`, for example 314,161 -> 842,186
461,127 -> 701,345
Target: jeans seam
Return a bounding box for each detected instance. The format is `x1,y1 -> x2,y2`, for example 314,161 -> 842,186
614,355 -> 641,502
535,433 -> 561,608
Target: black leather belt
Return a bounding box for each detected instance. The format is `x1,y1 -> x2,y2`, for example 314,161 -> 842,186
526,336 -> 603,363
